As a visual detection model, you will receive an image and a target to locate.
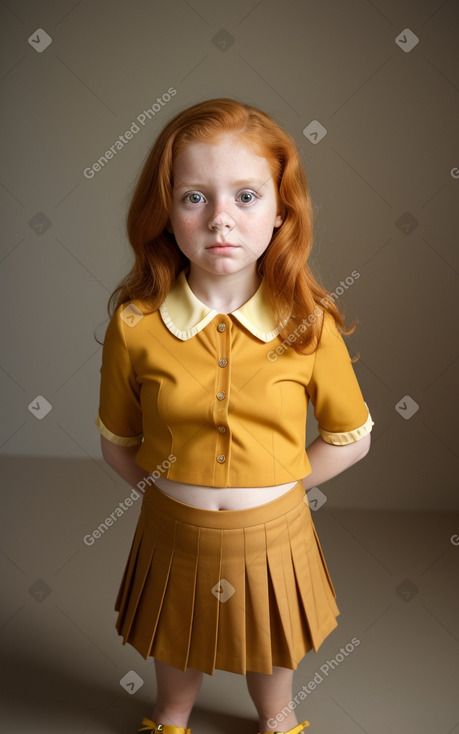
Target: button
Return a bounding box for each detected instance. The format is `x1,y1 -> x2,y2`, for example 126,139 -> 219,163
216,391 -> 226,400
218,358 -> 228,368
217,323 -> 226,332
217,425 -> 226,433
216,454 -> 226,463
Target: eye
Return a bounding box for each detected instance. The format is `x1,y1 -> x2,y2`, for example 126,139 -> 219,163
185,192 -> 204,204
239,191 -> 256,204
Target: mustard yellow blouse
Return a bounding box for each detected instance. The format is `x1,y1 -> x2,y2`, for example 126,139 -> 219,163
95,268 -> 374,487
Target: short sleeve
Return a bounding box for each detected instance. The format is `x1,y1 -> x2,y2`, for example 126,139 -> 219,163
94,305 -> 144,447
306,312 -> 375,446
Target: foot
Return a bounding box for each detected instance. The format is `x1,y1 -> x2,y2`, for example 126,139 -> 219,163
138,717 -> 192,733
258,721 -> 310,734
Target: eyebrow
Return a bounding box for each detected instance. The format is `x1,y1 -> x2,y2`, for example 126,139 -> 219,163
174,179 -> 268,190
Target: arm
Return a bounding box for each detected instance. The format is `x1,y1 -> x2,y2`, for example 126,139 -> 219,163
302,432 -> 371,491
100,435 -> 151,491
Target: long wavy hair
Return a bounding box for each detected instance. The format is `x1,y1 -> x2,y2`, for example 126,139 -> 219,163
98,98 -> 359,358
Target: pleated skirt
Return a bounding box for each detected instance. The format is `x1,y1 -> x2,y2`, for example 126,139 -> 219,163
114,480 -> 340,676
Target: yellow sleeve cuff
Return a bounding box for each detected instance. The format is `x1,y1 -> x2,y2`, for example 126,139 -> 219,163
94,413 -> 144,447
318,403 -> 375,446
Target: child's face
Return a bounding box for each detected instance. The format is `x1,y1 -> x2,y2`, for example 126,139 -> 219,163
167,133 -> 283,280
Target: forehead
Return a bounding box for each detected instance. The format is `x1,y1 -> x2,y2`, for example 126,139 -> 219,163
173,134 -> 271,176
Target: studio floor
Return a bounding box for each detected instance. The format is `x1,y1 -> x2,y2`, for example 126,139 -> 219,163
1,457 -> 458,734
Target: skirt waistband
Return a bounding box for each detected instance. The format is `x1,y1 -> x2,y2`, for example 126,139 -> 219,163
142,479 -> 307,529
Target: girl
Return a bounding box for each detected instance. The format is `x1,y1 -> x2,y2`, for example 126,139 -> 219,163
95,98 -> 374,734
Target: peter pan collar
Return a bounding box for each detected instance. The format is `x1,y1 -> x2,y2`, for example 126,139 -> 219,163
159,268 -> 282,343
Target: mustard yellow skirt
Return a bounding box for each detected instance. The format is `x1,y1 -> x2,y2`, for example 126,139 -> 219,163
114,479 -> 339,676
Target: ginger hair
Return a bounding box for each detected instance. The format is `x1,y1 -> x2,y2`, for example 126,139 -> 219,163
100,98 -> 358,358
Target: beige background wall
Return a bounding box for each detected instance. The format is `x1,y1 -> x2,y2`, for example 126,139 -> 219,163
0,0 -> 459,509
3,2 -> 459,512
3,0 -> 457,511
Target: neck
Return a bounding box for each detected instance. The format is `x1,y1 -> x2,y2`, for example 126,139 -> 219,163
186,265 -> 262,314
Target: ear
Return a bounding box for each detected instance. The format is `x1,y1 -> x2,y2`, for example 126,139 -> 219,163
274,213 -> 283,228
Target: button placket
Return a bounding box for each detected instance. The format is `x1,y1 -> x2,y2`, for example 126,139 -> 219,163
214,316 -> 231,481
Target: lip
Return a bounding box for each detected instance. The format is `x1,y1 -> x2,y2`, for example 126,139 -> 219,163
206,242 -> 240,250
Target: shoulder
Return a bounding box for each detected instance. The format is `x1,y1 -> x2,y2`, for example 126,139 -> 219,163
105,299 -> 159,345
111,298 -> 159,325
315,309 -> 347,352
321,308 -> 338,331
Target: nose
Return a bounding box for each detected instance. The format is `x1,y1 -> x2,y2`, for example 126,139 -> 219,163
208,207 -> 235,234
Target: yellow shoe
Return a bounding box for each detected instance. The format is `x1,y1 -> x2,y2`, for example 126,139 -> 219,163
258,722 -> 310,734
137,718 -> 191,733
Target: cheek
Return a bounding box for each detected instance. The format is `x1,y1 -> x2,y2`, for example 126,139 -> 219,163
248,208 -> 276,234
172,211 -> 197,237
179,218 -> 199,239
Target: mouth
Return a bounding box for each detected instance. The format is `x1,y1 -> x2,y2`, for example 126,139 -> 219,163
206,242 -> 240,251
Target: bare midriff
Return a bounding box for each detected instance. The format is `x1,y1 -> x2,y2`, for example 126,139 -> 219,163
152,476 -> 300,511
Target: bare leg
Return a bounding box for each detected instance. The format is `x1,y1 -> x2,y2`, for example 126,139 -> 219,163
246,665 -> 302,733
150,659 -> 204,728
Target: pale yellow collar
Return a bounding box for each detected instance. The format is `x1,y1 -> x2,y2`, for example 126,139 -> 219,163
159,269 -> 281,342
